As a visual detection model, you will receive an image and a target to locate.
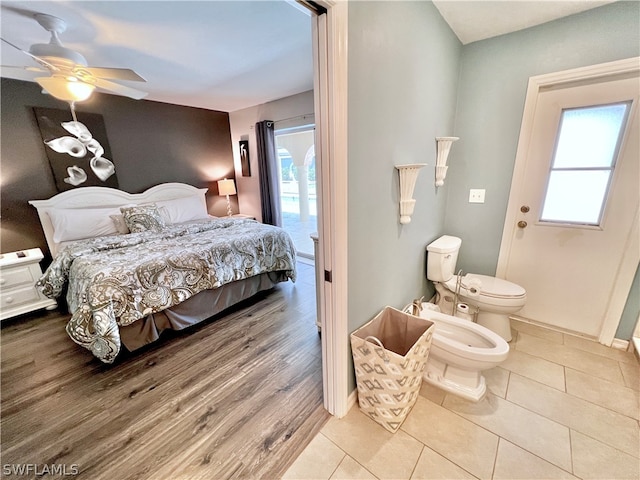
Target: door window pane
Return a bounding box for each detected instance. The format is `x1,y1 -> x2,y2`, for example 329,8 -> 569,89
554,103 -> 629,168
541,170 -> 611,224
540,101 -> 630,226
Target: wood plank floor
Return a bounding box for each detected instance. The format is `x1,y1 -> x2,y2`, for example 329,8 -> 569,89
1,261 -> 328,479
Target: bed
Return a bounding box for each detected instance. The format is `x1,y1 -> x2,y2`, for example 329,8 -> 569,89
29,183 -> 296,363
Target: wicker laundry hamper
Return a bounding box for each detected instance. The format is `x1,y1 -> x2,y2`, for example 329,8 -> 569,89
350,306 -> 434,433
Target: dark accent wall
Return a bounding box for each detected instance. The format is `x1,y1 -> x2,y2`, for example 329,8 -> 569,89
1,78 -> 237,260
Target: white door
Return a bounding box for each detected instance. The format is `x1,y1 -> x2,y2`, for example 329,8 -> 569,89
498,69 -> 639,339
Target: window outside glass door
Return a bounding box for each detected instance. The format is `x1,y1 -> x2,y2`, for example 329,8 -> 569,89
275,127 -> 317,259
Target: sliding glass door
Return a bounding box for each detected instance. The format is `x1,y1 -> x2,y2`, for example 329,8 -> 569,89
275,127 -> 317,259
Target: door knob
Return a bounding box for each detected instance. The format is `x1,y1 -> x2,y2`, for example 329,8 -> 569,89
517,220 -> 528,229
520,205 -> 530,213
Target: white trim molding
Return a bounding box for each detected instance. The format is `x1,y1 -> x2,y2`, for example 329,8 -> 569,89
313,0 -> 350,418
611,338 -> 630,351
347,388 -> 358,413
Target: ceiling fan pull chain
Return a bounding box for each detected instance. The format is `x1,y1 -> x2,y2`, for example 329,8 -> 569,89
69,102 -> 78,122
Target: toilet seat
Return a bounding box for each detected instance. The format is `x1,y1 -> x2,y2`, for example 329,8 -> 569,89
444,273 -> 526,300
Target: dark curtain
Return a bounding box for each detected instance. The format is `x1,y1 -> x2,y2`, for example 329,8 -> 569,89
255,120 -> 282,226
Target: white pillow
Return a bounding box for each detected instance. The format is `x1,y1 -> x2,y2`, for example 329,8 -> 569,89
154,195 -> 209,224
49,207 -> 122,243
110,214 -> 130,234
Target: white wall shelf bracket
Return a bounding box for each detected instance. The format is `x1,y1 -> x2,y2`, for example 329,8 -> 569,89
395,163 -> 427,224
435,136 -> 459,186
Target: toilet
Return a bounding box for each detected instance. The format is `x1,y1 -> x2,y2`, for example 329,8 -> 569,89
426,235 -> 526,342
408,302 -> 509,402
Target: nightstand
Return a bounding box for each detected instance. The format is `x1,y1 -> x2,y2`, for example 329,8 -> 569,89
0,248 -> 57,321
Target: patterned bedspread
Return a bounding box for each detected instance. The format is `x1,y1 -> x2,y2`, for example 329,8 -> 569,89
37,218 -> 296,363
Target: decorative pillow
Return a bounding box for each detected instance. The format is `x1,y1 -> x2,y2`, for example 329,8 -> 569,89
154,194 -> 210,224
49,207 -> 122,243
120,204 -> 166,233
109,214 -> 130,234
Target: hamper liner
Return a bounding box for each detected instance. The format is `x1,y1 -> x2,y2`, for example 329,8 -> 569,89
350,306 -> 434,433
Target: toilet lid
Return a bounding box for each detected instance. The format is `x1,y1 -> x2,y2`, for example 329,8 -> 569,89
445,274 -> 526,299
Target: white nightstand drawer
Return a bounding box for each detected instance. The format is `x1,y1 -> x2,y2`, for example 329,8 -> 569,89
0,248 -> 56,321
1,285 -> 42,310
0,265 -> 37,289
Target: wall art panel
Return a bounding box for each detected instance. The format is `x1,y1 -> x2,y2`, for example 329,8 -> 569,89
34,107 -> 119,191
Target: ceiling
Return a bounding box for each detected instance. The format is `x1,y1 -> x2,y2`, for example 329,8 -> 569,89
432,0 -> 616,45
0,1 -> 314,112
0,1 -> 616,113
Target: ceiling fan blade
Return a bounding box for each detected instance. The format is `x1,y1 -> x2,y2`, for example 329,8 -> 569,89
35,76 -> 77,102
82,67 -> 146,82
92,77 -> 148,100
1,37 -> 59,71
1,5 -> 41,21
1,65 -> 47,74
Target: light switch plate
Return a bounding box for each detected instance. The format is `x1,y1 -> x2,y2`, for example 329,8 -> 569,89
469,189 -> 485,203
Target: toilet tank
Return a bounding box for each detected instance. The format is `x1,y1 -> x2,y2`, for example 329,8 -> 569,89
426,235 -> 462,282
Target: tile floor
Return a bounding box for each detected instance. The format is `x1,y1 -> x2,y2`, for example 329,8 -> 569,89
283,320 -> 640,480
282,211 -> 318,258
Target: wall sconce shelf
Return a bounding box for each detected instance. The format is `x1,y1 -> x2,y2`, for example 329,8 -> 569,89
395,163 -> 427,224
435,136 -> 459,186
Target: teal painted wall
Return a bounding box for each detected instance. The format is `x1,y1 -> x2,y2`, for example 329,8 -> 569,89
347,1 -> 462,391
616,265 -> 640,340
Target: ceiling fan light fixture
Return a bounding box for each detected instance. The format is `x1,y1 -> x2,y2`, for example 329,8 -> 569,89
66,78 -> 95,101
9,13 -> 147,102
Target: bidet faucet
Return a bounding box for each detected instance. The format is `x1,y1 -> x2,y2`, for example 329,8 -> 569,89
453,269 -> 464,315
411,296 -> 424,316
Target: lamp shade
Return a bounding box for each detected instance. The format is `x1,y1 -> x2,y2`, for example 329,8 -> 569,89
217,178 -> 236,196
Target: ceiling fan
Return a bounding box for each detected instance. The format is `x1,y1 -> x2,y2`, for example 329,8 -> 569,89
1,12 -> 147,102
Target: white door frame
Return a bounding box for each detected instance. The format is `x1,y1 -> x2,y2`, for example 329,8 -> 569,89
311,1 -> 350,417
496,57 -> 640,346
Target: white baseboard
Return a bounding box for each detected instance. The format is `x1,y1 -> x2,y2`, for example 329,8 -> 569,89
347,388 -> 358,412
611,338 -> 630,351
632,337 -> 640,362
